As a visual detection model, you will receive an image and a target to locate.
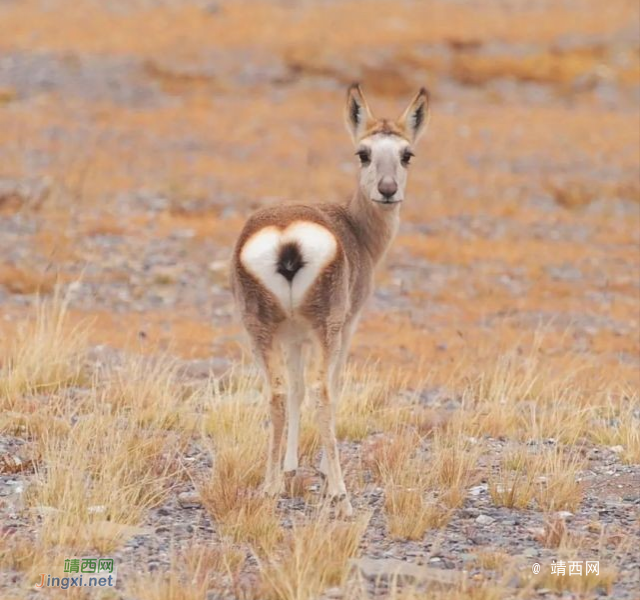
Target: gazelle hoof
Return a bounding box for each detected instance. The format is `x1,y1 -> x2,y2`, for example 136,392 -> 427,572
283,456 -> 299,472
332,494 -> 354,519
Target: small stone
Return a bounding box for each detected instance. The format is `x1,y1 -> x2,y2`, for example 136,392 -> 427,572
469,484 -> 487,496
523,548 -> 538,558
556,511 -> 573,520
610,445 -> 624,454
32,505 -> 62,516
475,515 -> 494,526
352,557 -> 462,588
178,491 -> 202,508
460,553 -> 476,562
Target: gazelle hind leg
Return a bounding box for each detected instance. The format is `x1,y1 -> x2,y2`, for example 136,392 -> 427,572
283,341 -> 305,473
310,337 -> 353,518
257,344 -> 287,497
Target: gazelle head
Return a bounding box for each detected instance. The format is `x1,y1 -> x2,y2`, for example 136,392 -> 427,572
345,84 -> 429,208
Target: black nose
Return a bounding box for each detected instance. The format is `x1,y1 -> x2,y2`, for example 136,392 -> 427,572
378,178 -> 398,199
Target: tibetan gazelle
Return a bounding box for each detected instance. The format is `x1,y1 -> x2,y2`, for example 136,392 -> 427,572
231,84 -> 429,517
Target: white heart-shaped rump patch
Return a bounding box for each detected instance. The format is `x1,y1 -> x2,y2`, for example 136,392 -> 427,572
240,221 -> 338,313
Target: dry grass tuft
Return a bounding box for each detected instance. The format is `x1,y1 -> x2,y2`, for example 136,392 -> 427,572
384,486 -> 450,540
0,287 -> 88,407
364,430 -> 422,483
533,447 -> 585,512
337,365 -> 409,441
27,393 -> 179,552
460,346 -> 540,439
260,513 -> 369,600
429,429 -> 482,508
298,413 -> 321,467
200,476 -> 282,553
0,409 -> 70,439
457,340 -> 608,445
199,369 -> 281,552
488,447 -> 537,509
0,532 -> 38,572
128,572 -> 208,600
9,339 -> 187,554
104,353 -> 196,433
128,542 -> 246,600
489,445 -> 584,511
537,515 -> 569,548
200,445 -> 264,521
366,430 -> 446,539
368,423 -> 480,539
590,396 -> 640,465
474,549 -> 512,571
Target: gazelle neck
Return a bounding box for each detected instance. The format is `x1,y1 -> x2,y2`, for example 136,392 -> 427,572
346,187 -> 400,265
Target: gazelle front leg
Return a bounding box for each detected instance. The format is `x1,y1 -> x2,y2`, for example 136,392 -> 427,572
320,324 -> 354,478
311,342 -> 353,518
283,342 -> 305,473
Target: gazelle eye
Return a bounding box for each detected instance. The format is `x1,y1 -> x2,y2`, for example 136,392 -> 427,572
401,150 -> 414,166
356,149 -> 371,166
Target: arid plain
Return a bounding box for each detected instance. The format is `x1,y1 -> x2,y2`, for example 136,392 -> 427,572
0,1 -> 638,599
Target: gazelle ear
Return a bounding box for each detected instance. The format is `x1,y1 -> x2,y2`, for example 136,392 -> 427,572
345,83 -> 374,143
398,87 -> 430,143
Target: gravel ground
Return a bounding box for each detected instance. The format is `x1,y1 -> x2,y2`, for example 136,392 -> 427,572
0,0 -> 638,598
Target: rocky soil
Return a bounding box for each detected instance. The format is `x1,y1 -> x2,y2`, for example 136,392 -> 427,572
0,0 -> 638,598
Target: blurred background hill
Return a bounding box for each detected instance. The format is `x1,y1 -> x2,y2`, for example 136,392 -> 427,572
0,0 -> 638,386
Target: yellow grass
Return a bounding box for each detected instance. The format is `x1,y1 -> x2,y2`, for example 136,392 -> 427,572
337,365 -> 409,441
590,396 -> 640,465
27,389 -> 180,552
0,287 -> 88,407
127,543 -> 245,600
489,445 -> 585,511
104,353 -> 195,432
0,259 -> 634,599
260,513 -> 369,600
0,0 -> 637,597
368,422 -> 480,539
0,298 -> 632,598
197,369 -> 283,552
